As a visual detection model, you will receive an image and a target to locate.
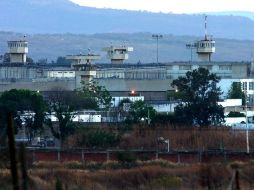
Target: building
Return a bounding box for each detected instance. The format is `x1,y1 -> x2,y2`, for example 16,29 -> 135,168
1,39 -> 254,104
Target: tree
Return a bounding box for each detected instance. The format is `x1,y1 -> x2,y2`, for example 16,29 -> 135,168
0,89 -> 45,142
37,58 -> 48,64
171,68 -> 224,126
26,57 -> 34,64
2,53 -> 10,63
125,100 -> 157,124
56,56 -> 71,65
227,82 -> 245,105
80,80 -> 112,110
45,88 -> 98,145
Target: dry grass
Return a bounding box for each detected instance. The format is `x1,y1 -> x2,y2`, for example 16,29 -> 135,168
1,160 -> 254,190
67,125 -> 254,151
118,126 -> 254,151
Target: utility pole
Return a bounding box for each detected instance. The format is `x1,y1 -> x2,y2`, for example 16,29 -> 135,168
245,90 -> 250,154
152,34 -> 163,64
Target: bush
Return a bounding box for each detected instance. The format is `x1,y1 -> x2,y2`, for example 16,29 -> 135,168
77,128 -> 121,148
116,151 -> 137,167
151,176 -> 182,188
55,178 -> 63,190
227,111 -> 245,117
152,113 -> 177,124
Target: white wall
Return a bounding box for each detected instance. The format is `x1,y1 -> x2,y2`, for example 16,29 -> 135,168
151,103 -> 178,113
218,99 -> 242,107
111,96 -> 144,107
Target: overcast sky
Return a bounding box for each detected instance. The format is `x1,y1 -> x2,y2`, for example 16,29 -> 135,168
70,0 -> 254,13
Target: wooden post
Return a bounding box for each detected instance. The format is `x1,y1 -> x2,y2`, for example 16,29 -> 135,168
19,143 -> 28,190
7,112 -> 19,190
81,149 -> 84,161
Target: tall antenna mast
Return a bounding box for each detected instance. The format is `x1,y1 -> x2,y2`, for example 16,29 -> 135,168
195,14 -> 215,62
204,15 -> 207,40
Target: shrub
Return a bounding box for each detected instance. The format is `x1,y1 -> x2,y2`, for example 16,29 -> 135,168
55,178 -> 63,190
77,128 -> 121,148
227,111 -> 245,117
116,151 -> 137,167
151,176 -> 182,188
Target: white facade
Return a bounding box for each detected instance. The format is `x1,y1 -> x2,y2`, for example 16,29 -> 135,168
48,113 -> 101,123
152,102 -> 178,113
47,70 -> 75,78
196,39 -> 215,61
8,40 -> 28,63
218,99 -> 242,107
103,46 -> 133,64
240,79 -> 254,103
111,96 -> 144,107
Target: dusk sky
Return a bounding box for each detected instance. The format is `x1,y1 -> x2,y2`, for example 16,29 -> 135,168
70,0 -> 254,14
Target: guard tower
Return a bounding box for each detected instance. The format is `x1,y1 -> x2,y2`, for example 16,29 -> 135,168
66,54 -> 100,85
195,16 -> 215,62
7,40 -> 28,64
103,46 -> 133,64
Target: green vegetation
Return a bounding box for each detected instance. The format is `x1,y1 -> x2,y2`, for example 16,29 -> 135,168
171,68 -> 224,126
80,80 -> 112,110
227,82 -> 246,105
227,111 -> 245,117
0,89 -> 45,142
45,88 -> 84,142
125,100 -> 157,124
56,56 -> 71,65
76,128 -> 120,149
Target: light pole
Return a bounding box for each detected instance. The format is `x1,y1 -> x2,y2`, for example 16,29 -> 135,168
186,43 -> 196,62
158,137 -> 170,152
152,34 -> 163,64
245,90 -> 250,154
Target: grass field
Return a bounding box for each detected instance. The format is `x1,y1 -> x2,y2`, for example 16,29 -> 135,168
1,159 -> 254,190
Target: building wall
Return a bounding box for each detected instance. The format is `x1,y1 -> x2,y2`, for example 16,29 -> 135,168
47,70 -> 75,78
0,79 -> 76,92
96,62 -> 250,80
0,67 -> 38,79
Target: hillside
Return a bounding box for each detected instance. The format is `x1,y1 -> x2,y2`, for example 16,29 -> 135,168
0,32 -> 254,63
1,0 -> 254,40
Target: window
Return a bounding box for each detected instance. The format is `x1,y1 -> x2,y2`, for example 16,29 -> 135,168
179,65 -> 191,70
167,66 -> 173,70
219,65 -> 232,70
249,82 -> 254,90
249,94 -> 254,103
242,82 -> 247,91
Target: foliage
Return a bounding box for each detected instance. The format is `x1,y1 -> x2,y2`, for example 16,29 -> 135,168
118,98 -> 132,107
56,56 -> 71,65
26,56 -> 34,64
2,53 -> 10,63
116,151 -> 137,165
37,58 -> 48,64
125,100 -> 157,124
171,68 -> 224,126
76,128 -> 120,148
152,113 -> 177,125
45,89 -> 80,141
80,80 -> 112,110
227,82 -> 246,105
55,178 -> 63,190
46,87 -> 100,145
0,89 -> 45,141
227,111 -> 245,117
151,176 -> 182,188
